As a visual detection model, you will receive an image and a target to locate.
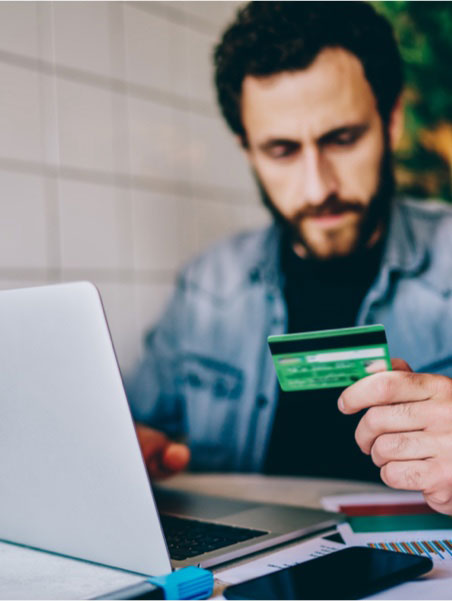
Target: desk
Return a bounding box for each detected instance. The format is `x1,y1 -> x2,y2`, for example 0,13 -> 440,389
0,474 -> 386,599
162,473 -> 387,508
163,474 -> 388,598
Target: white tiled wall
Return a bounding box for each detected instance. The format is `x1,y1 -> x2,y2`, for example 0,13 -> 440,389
53,2 -> 114,77
0,63 -> 44,162
0,1 -> 269,373
0,2 -> 41,59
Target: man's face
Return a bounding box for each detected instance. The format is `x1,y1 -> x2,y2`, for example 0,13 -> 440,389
241,48 -> 395,259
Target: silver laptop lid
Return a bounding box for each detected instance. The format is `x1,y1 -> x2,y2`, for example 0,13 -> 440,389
0,282 -> 171,576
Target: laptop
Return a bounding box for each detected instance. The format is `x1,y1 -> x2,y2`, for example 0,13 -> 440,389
0,282 -> 341,575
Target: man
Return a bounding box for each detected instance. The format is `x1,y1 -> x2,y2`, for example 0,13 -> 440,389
126,2 -> 452,515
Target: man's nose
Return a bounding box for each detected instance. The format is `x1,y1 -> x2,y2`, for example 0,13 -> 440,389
302,147 -> 337,206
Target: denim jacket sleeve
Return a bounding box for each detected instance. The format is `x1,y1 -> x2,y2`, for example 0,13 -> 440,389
125,276 -> 187,438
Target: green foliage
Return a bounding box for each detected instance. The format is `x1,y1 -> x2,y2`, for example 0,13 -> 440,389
371,1 -> 452,201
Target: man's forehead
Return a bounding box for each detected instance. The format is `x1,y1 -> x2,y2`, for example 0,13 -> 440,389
241,48 -> 379,142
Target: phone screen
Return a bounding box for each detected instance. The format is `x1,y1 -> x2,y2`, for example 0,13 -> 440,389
223,546 -> 432,600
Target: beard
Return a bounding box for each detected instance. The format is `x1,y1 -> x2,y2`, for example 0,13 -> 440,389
255,143 -> 395,260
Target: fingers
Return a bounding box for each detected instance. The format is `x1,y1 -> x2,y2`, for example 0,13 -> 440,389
364,359 -> 388,374
135,424 -> 190,480
145,442 -> 191,480
380,459 -> 435,491
391,358 -> 413,372
145,456 -> 173,480
424,488 -> 452,515
363,357 -> 412,375
135,425 -> 169,456
355,401 -> 427,454
336,359 -> 452,515
338,370 -> 435,414
162,443 -> 191,472
145,440 -> 190,480
370,431 -> 436,467
380,457 -> 452,515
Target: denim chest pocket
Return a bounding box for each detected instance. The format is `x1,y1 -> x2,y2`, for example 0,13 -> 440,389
181,353 -> 244,401
180,353 -> 244,469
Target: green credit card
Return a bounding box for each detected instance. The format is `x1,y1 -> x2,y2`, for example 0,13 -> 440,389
268,324 -> 391,391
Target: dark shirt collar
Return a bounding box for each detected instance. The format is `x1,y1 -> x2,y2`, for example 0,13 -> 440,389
280,232 -> 385,285
253,198 -> 429,289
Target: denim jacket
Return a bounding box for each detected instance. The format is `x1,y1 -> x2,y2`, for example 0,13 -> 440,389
126,198 -> 452,472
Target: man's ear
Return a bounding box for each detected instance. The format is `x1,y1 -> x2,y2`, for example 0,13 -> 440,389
388,96 -> 404,151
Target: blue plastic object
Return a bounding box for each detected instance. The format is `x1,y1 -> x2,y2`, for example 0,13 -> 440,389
148,566 -> 214,600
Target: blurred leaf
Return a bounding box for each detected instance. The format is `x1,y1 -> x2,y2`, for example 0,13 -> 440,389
370,1 -> 452,201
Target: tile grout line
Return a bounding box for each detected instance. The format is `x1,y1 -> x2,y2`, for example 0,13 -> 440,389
127,0 -> 220,38
0,266 -> 177,285
0,156 -> 258,206
44,1 -> 63,282
0,47 -> 217,118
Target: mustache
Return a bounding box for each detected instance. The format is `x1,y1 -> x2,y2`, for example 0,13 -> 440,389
253,136 -> 395,256
291,195 -> 365,221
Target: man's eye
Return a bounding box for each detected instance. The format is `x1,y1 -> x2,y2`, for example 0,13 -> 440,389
268,144 -> 298,158
332,132 -> 358,146
325,127 -> 367,147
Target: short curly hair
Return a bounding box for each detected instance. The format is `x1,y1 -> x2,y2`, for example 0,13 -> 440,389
214,2 -> 403,140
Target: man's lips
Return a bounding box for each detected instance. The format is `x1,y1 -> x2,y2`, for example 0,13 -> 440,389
305,210 -> 358,228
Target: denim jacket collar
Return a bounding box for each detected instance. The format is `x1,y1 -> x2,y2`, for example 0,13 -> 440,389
252,223 -> 283,290
383,199 -> 452,297
382,199 -> 427,275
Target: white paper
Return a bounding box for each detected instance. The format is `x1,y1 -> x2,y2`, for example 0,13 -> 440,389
366,566 -> 452,600
0,540 -> 145,600
338,522 -> 452,553
322,491 -> 426,512
322,492 -> 452,599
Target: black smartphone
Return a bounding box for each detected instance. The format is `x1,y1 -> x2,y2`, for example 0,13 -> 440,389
223,546 -> 433,600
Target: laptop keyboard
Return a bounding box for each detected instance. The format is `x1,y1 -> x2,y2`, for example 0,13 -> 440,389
160,514 -> 268,560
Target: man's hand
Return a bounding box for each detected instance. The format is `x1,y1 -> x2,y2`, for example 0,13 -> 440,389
338,359 -> 452,515
135,424 -> 190,480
